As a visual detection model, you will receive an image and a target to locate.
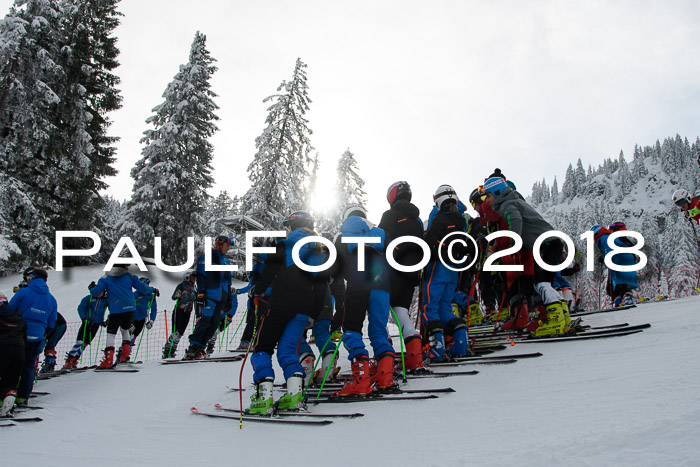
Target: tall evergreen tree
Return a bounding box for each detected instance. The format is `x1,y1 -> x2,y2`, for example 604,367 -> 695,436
119,32 -> 219,263
328,147 -> 366,231
240,58 -> 313,228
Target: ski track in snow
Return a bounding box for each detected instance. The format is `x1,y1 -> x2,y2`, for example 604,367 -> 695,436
1,266 -> 699,466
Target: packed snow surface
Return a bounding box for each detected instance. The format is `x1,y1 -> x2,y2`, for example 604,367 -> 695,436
2,266 -> 699,466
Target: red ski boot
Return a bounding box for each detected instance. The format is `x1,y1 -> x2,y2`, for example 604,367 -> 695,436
98,348 -> 115,369
403,335 -> 424,370
62,354 -> 79,370
338,356 -> 372,396
375,352 -> 396,389
118,340 -> 131,363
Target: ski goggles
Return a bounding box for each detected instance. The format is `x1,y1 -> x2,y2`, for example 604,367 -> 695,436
215,236 -> 235,248
675,199 -> 688,207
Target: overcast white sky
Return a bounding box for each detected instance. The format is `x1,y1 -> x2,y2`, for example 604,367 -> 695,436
5,0 -> 700,221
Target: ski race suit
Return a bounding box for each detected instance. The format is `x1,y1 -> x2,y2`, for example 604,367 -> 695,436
593,226 -> 639,300
9,277 -> 57,399
190,248 -> 233,351
251,228 -> 329,382
335,216 -> 394,361
422,203 -> 469,361
132,290 -> 157,338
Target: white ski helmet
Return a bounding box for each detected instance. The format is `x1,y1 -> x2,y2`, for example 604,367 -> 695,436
433,184 -> 458,210
342,203 -> 368,222
672,188 -> 691,206
183,269 -> 195,280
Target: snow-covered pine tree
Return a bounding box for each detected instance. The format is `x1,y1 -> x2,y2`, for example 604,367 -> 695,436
330,147 -> 366,230
616,151 -> 632,201
0,0 -> 72,266
550,176 -> 559,200
240,58 -> 313,229
562,163 -> 575,200
118,31 -> 219,263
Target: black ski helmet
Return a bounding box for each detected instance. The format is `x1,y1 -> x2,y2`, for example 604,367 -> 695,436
386,181 -> 412,206
283,211 -> 314,230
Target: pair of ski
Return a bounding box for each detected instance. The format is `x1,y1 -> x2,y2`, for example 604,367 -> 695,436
95,362 -> 141,373
0,415 -> 42,424
570,303 -> 637,317
161,354 -> 245,365
468,323 -> 650,345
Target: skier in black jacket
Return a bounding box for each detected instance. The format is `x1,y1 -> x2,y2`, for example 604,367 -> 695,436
378,181 -> 425,370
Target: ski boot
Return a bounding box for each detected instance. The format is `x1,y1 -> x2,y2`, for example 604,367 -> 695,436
236,340 -> 250,351
426,320 -> 446,362
0,390 -> 17,417
98,347 -> 115,369
62,354 -> 80,370
468,302 -> 483,326
375,352 -> 396,390
338,355 -> 372,396
532,302 -> 566,337
118,340 -> 131,363
162,342 -> 177,359
313,350 -> 340,385
447,318 -> 469,358
277,373 -> 305,411
403,335 -> 424,370
299,352 -> 315,386
40,349 -> 57,373
622,292 -> 635,306
613,296 -> 624,307
184,344 -> 205,360
248,378 -> 274,415
206,338 -> 216,356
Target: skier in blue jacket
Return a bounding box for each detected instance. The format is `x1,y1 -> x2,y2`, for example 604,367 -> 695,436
185,236 -> 234,360
91,264 -> 157,369
9,267 -> 57,406
63,282 -> 108,369
591,224 -> 638,306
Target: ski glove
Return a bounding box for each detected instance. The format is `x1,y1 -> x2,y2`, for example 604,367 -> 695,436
153,288 -> 160,297
145,320 -> 153,330
173,290 -> 182,299
196,293 -> 207,308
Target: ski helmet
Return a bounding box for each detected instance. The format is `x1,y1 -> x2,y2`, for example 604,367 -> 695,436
433,185 -> 458,210
608,222 -> 627,232
88,281 -> 97,290
482,177 -> 508,197
386,181 -> 412,206
672,188 -> 691,207
283,211 -> 314,231
23,267 -> 47,282
469,188 -> 485,208
214,236 -> 234,250
183,270 -> 195,281
342,203 -> 368,222
140,277 -> 151,285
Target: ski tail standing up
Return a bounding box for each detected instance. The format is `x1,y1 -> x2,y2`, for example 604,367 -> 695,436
248,211 -> 328,413
422,185 -> 470,362
186,236 -> 234,360
590,224 -> 638,307
90,264 -> 158,369
63,281 -> 108,369
379,181 -> 425,370
0,292 -> 26,417
485,177 -> 570,336
8,267 -> 57,406
162,270 -> 197,359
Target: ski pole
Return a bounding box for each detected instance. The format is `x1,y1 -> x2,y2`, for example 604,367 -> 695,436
94,324 -> 103,365
303,329 -> 337,397
133,324 -> 146,361
238,297 -> 264,429
228,308 -> 248,345
390,307 -> 407,384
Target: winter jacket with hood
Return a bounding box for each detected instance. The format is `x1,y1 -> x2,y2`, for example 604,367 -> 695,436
91,267 -> 154,315
491,187 -> 555,251
9,278 -> 57,342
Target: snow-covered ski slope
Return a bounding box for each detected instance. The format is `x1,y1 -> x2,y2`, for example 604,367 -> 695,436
2,267 -> 699,466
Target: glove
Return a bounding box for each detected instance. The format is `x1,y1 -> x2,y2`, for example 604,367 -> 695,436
153,288 -> 160,297
196,293 -> 207,308
230,287 -> 237,295
145,319 -> 153,330
173,290 -> 182,299
226,315 -> 233,325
